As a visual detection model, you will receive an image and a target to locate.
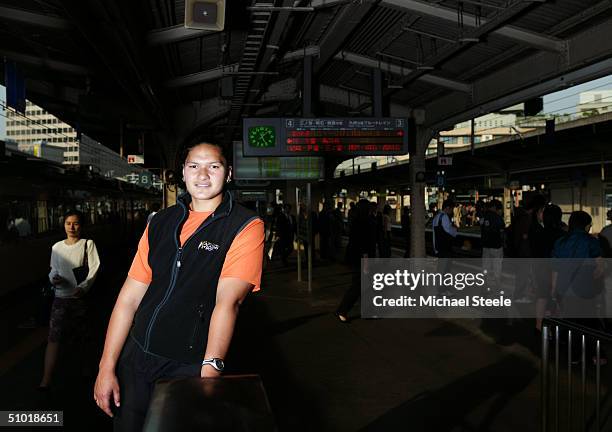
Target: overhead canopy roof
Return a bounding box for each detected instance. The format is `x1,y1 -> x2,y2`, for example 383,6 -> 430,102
1,0 -> 612,168
332,113 -> 612,190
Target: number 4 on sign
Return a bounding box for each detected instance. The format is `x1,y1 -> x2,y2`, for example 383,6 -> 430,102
438,156 -> 453,166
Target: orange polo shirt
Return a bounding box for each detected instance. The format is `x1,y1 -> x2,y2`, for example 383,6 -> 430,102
128,210 -> 264,291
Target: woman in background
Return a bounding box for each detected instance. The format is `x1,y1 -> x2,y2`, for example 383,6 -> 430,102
39,210 -> 100,389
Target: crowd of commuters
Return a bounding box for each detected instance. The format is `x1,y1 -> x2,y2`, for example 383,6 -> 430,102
431,194 -> 611,362
266,192 -> 606,336
265,199 -> 409,266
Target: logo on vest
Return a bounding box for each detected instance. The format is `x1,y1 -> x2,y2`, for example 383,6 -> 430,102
198,240 -> 220,252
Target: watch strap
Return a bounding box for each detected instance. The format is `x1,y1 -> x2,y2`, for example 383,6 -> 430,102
201,357 -> 224,371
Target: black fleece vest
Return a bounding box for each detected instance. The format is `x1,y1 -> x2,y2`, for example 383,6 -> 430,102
131,191 -> 260,364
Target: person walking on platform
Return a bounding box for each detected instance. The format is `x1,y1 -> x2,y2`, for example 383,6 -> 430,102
401,206 -> 411,258
335,199 -> 377,322
331,203 -> 345,260
432,199 -> 458,258
480,200 -> 505,294
93,142 -> 264,431
552,210 -> 606,364
532,204 -> 565,332
277,203 -> 295,265
40,210 -> 100,389
511,195 -> 546,303
318,201 -> 333,260
433,200 -> 457,294
379,204 -> 392,258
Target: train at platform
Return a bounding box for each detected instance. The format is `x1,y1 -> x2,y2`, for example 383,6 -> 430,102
0,141 -> 161,295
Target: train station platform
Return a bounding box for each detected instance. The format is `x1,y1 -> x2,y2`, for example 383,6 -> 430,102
0,237 -> 549,432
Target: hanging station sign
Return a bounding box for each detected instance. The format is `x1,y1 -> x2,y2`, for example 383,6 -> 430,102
243,117 -> 409,157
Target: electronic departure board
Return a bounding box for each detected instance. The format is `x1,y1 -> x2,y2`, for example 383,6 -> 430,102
243,117 -> 408,157
232,141 -> 324,180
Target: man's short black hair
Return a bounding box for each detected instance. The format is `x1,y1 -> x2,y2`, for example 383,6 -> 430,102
568,210 -> 592,232
526,194 -> 547,211
442,199 -> 455,210
488,199 -> 502,211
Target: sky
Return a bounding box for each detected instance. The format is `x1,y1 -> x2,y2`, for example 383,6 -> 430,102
542,74 -> 612,115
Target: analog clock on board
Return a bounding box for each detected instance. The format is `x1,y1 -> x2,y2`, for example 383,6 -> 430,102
248,126 -> 276,148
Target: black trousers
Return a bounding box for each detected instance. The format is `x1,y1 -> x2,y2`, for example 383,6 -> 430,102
114,336 -> 200,432
337,269 -> 361,316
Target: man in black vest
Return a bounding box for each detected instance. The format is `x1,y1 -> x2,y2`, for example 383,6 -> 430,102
93,142 -> 264,431
433,200 -> 457,294
432,199 -> 457,258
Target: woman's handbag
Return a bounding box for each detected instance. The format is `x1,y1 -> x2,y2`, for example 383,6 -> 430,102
72,240 -> 89,285
37,279 -> 55,325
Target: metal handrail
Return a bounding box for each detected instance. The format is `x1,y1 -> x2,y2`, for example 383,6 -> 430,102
541,318 -> 609,432
544,317 -> 612,343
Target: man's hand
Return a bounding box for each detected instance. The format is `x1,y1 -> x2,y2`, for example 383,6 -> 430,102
200,364 -> 221,378
52,275 -> 64,284
93,368 -> 121,417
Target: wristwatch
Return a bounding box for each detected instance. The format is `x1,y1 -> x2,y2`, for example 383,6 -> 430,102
201,357 -> 225,372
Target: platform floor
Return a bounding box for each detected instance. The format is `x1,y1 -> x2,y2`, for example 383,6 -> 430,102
0,242 -> 554,431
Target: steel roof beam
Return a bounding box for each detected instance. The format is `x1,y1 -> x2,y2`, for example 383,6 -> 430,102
165,63 -> 239,88
165,46 -> 321,88
383,0 -> 566,53
0,5 -> 71,30
394,0 -> 535,91
279,45 -> 320,63
244,2 -> 304,108
423,16 -> 612,130
315,0 -> 379,74
183,80 -> 414,129
335,51 -> 472,93
147,24 -> 215,46
310,0 -> 356,9
0,49 -> 88,75
25,80 -> 83,105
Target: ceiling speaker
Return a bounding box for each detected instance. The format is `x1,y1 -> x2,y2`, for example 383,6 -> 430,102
185,0 -> 225,31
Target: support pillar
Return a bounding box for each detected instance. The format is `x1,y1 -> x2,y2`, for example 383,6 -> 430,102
410,126 -> 434,258
503,186 -> 512,226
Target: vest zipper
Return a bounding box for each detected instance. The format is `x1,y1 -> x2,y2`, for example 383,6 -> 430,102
144,247 -> 182,350
142,198 -> 230,352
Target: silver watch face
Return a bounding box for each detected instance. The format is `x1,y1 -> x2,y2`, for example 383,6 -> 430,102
214,359 -> 225,370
